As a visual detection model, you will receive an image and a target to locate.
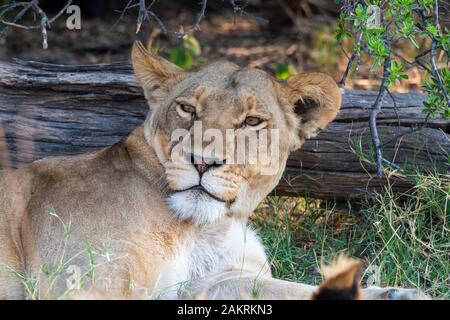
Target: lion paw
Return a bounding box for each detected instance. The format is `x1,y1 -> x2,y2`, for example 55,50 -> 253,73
362,286 -> 431,300
385,288 -> 431,300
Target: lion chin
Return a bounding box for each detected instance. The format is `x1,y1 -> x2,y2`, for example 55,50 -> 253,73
167,188 -> 229,225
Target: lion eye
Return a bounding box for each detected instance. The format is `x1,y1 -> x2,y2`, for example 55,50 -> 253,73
180,104 -> 196,114
244,116 -> 262,126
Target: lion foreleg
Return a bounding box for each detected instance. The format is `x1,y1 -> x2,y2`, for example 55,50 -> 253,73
184,271 -> 317,300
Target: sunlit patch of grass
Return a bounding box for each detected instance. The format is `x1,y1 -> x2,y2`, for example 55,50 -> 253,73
251,172 -> 449,299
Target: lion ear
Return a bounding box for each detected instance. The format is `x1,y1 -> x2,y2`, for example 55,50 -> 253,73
278,73 -> 341,150
131,41 -> 184,110
312,256 -> 363,300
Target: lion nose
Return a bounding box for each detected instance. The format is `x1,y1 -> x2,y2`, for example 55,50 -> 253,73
189,153 -> 224,175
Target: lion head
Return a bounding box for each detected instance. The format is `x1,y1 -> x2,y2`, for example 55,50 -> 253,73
131,41 -> 341,225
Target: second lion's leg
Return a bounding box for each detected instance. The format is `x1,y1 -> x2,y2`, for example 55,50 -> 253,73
186,272 -> 431,300
183,223 -> 431,300
185,271 -> 317,299
361,286 -> 431,300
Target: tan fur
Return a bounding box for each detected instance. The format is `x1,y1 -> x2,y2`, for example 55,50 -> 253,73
0,42 -> 429,300
312,256 -> 364,300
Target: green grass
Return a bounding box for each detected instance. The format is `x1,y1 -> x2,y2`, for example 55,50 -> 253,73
251,172 -> 449,299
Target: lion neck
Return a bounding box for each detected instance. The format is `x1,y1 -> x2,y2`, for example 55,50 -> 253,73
121,125 -> 166,184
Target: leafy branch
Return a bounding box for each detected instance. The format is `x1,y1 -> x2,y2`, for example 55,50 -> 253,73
337,0 -> 450,176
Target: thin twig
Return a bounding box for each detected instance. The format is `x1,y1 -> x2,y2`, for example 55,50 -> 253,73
136,0 -> 147,33
0,0 -> 73,49
0,0 -> 35,36
391,50 -> 432,74
32,2 -> 49,49
369,56 -> 391,176
112,0 -> 136,30
368,3 -> 391,176
179,0 -> 209,36
46,0 -> 73,25
228,0 -> 268,23
339,32 -> 363,86
341,0 -> 362,14
114,0 -> 266,38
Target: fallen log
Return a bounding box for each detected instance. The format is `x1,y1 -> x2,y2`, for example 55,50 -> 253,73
0,60 -> 448,200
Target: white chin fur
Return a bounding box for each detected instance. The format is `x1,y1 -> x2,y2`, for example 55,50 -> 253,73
167,191 -> 228,225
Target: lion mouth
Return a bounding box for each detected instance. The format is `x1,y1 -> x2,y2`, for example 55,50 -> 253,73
174,185 -> 228,203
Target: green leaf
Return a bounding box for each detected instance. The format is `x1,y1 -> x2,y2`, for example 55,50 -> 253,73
336,25 -> 351,40
183,34 -> 201,57
425,24 -> 439,37
275,64 -> 297,80
170,47 -> 194,69
409,36 -> 419,48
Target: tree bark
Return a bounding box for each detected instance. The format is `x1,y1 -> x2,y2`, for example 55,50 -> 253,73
0,60 -> 448,200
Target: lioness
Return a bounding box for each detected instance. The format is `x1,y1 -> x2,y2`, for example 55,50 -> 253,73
0,42 -> 429,300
